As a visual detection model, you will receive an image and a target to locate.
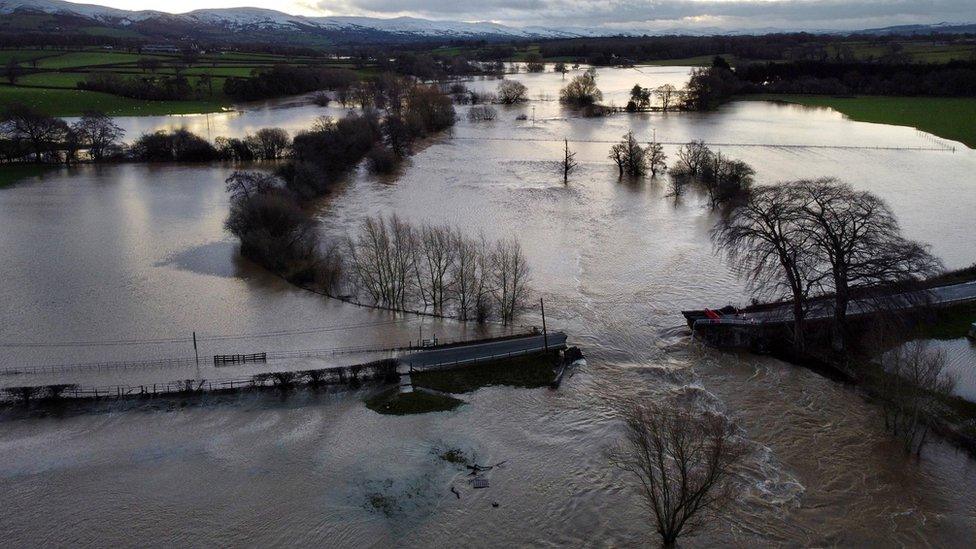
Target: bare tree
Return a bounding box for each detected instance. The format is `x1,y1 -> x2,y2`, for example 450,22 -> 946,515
1,103 -> 70,162
561,138 -> 578,184
71,111 -> 124,161
647,139 -> 667,177
609,131 -> 647,177
609,402 -> 746,547
701,152 -> 755,206
416,223 -> 457,313
877,341 -> 955,456
655,84 -> 678,112
497,80 -> 528,104
225,171 -> 279,202
554,62 -> 568,77
672,140 -> 713,177
347,215 -> 417,309
712,184 -> 825,354
449,230 -> 479,320
492,238 -> 531,325
246,127 -> 291,160
467,105 -> 497,122
796,179 -> 943,349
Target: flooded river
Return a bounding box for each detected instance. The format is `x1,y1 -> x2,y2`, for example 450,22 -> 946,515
1,66 -> 975,546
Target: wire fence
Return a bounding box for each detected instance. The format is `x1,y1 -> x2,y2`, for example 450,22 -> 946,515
0,331 -> 539,377
451,135 -> 956,152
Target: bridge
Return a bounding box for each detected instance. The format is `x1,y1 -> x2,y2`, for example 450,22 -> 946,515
399,332 -> 568,371
681,281 -> 976,331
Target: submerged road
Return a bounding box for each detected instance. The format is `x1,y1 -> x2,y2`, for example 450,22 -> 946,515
399,332 -> 568,370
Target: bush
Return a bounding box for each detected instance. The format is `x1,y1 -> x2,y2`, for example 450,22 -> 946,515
467,105 -> 498,122
367,146 -> 398,174
312,92 -> 331,107
560,68 -> 603,106
497,80 -> 528,104
129,129 -> 217,162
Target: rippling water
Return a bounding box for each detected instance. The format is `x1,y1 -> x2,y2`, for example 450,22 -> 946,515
1,66 -> 975,546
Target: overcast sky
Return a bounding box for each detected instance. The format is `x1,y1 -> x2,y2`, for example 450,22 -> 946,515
72,0 -> 973,31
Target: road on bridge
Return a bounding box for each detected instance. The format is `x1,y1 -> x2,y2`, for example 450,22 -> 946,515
399,332 -> 568,371
729,281 -> 976,325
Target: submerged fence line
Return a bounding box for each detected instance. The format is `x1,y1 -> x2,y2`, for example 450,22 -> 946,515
0,331 -> 536,377
0,345 -> 558,403
452,136 -> 956,152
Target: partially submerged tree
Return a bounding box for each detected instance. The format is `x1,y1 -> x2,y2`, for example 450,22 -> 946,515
246,127 -> 291,160
560,68 -> 603,106
561,138 -> 578,184
492,238 -> 532,325
71,111 -> 124,162
628,84 -> 651,111
609,131 -> 647,177
1,103 -> 70,162
524,52 -> 545,73
610,402 -> 746,547
712,184 -> 825,354
647,139 -> 667,177
497,80 -> 529,104
672,140 -> 712,177
877,341 -> 955,456
655,84 -> 678,112
796,179 -> 943,349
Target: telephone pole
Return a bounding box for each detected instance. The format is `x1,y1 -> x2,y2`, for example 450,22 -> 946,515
540,297 -> 549,352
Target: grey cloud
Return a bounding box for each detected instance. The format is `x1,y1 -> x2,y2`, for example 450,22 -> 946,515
315,0 -> 974,30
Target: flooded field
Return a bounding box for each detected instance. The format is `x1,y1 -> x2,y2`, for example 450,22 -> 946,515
1,66 -> 975,546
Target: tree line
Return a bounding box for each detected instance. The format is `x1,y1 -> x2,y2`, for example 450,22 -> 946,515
535,33 -> 975,66
736,59 -> 976,97
0,103 -> 298,165
223,65 -> 359,101
346,217 -> 531,323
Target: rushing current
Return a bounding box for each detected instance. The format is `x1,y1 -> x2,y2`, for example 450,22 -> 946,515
1,65 -> 975,546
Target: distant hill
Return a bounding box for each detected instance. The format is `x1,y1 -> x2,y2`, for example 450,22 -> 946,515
858,22 -> 976,35
0,0 -> 611,44
0,0 -> 972,46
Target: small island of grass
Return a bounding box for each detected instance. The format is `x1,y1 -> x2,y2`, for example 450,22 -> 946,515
364,388 -> 464,415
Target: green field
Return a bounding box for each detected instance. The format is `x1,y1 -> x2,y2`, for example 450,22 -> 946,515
0,85 -> 229,116
746,95 -> 976,149
32,51 -> 153,69
648,54 -> 737,67
0,47 -> 358,116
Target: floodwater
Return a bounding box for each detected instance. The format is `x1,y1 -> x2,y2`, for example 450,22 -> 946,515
2,65 -> 976,546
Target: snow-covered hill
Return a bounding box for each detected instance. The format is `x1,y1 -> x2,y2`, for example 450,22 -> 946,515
0,0 -> 599,39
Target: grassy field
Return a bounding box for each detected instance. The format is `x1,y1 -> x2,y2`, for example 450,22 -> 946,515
411,352 -> 557,394
0,47 -> 358,116
746,95 -> 976,148
648,54 -> 737,66
0,85 -> 229,116
364,388 -> 464,415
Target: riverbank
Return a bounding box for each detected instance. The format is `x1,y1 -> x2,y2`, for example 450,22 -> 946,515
743,94 -> 976,148
0,164 -> 56,188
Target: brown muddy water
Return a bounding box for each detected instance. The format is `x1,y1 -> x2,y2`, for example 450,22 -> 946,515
1,66 -> 975,547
